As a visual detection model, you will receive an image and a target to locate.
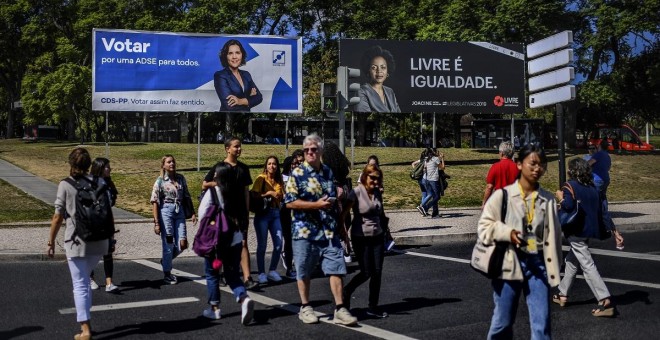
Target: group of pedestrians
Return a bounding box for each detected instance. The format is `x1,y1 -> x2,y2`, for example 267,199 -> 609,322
46,137 -> 623,339
413,147 -> 446,218
477,141 -> 621,339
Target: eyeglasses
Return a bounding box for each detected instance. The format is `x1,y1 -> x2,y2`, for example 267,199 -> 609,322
303,147 -> 319,154
525,163 -> 544,170
368,175 -> 381,181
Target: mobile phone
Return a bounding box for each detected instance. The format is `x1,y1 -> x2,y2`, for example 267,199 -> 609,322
326,197 -> 337,203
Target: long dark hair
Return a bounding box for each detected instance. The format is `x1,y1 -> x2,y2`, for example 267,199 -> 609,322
262,155 -> 283,185
282,156 -> 294,176
91,157 -> 110,178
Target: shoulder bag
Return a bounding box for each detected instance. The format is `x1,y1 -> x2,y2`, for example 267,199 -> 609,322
558,182 -> 583,235
249,178 -> 272,215
470,189 -> 508,279
181,177 -> 195,219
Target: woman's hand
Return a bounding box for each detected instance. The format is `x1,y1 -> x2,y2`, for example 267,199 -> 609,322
46,241 -> 55,258
226,95 -> 239,107
192,214 -> 198,225
153,220 -> 161,235
250,88 -> 257,96
510,230 -> 523,245
226,95 -> 248,107
555,190 -> 564,201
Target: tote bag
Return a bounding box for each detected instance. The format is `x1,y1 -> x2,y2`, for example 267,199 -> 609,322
470,189 -> 508,279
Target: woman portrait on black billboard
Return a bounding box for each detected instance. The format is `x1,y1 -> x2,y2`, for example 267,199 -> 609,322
355,45 -> 401,113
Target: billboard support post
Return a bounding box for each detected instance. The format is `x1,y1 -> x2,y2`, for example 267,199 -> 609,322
105,111 -> 109,158
433,113 -> 436,148
197,112 -> 201,172
556,104 -> 566,185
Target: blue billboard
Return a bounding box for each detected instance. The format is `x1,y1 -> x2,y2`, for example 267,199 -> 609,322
92,29 -> 302,113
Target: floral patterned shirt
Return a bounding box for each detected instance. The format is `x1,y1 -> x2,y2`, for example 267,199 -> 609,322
149,173 -> 189,205
284,161 -> 337,241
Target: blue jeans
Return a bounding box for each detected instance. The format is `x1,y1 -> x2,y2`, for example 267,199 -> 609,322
421,179 -> 440,215
253,207 -> 283,274
204,233 -> 247,305
418,179 -> 428,203
488,253 -> 551,340
158,202 -> 187,273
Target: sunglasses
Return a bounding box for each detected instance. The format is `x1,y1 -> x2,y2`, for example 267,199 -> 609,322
303,147 -> 319,154
368,175 -> 381,181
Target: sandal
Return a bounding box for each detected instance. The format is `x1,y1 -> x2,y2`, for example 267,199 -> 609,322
552,293 -> 568,307
591,301 -> 615,317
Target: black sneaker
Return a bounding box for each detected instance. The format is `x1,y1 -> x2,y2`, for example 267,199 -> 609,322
416,205 -> 427,216
366,307 -> 388,318
219,274 -> 227,287
244,277 -> 258,290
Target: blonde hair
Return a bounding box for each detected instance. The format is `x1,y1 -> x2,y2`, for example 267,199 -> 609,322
159,154 -> 176,178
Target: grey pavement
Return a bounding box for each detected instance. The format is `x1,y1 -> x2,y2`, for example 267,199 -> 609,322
1,158 -> 659,261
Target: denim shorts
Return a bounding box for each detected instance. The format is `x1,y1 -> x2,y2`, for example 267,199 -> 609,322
293,237 -> 346,280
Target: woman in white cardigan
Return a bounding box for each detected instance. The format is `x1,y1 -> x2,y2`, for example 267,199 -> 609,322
478,144 -> 562,340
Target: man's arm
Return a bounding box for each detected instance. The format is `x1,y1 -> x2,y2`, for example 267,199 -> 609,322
482,184 -> 494,209
286,198 -> 331,211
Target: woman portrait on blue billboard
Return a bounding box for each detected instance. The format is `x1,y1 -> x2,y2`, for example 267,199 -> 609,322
214,39 -> 263,112
355,45 -> 401,113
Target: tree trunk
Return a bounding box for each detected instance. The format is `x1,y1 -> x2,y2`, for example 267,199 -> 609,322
6,110 -> 14,138
357,112 -> 366,146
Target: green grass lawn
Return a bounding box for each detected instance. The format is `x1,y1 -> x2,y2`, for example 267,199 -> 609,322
0,178 -> 53,223
1,139 -> 659,221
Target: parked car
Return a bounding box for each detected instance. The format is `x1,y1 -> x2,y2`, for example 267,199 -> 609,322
587,124 -> 654,151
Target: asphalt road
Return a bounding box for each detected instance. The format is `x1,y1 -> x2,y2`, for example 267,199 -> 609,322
2,229 -> 659,340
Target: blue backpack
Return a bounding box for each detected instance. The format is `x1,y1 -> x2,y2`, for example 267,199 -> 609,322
193,188 -> 228,257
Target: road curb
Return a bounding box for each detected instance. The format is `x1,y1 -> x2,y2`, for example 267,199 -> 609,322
393,222 -> 660,247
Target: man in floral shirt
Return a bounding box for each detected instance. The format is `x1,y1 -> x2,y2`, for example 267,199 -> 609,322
284,134 -> 357,326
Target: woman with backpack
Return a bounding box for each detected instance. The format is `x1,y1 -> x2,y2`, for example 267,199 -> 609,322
47,147 -> 112,340
149,154 -> 197,285
199,162 -> 254,325
553,158 -> 615,317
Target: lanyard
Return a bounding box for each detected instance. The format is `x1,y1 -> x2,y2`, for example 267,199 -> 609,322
518,182 -> 538,229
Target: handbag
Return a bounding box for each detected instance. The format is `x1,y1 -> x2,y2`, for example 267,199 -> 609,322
249,179 -> 272,215
558,182 -> 583,235
470,189 -> 508,279
183,196 -> 194,219
380,212 -> 395,251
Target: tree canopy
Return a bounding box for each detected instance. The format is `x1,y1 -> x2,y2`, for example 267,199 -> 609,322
1,0 -> 658,140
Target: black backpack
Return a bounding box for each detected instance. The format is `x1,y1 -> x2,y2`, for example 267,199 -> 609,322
64,176 -> 115,244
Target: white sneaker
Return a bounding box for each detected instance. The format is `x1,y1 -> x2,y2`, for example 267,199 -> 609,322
299,305 -> 319,324
241,297 -> 254,326
90,280 -> 99,290
203,307 -> 221,320
267,271 -> 282,282
105,283 -> 119,293
334,307 -> 358,326
258,273 -> 268,284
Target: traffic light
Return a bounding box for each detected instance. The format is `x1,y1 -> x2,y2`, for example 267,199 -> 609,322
320,82 -> 337,113
337,66 -> 361,110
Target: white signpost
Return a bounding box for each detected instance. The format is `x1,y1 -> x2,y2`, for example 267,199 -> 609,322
526,30 -> 575,185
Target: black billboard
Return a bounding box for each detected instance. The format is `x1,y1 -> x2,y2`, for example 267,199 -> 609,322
339,39 -> 525,114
